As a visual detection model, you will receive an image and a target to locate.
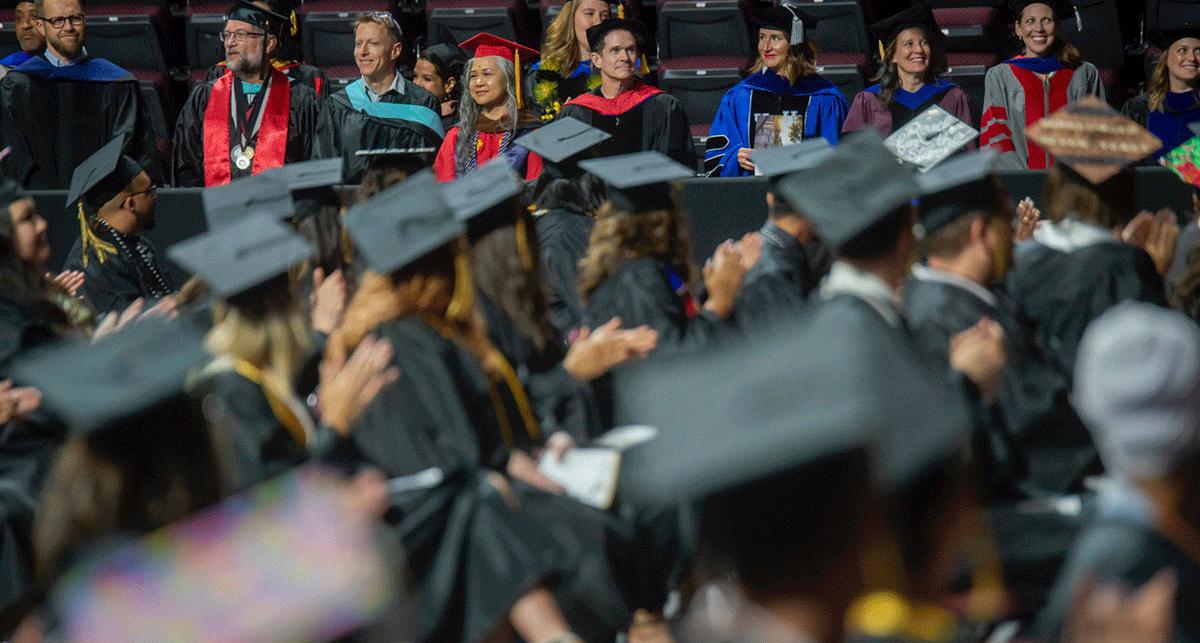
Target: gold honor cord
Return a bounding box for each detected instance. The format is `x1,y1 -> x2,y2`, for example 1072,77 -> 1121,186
232,359 -> 309,447
515,216 -> 534,272
514,49 -> 523,109
77,203 -> 116,268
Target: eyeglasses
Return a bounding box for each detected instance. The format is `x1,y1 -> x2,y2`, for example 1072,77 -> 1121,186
37,13 -> 84,29
220,29 -> 266,43
129,184 -> 159,199
359,11 -> 402,38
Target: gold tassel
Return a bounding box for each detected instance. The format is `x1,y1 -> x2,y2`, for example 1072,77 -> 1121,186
487,382 -> 517,447
617,2 -> 624,19
514,49 -> 523,109
232,359 -> 308,447
491,351 -> 542,442
515,216 -> 533,272
77,203 -> 116,269
289,10 -> 298,37
639,54 -> 650,76
445,247 -> 475,321
878,39 -> 886,62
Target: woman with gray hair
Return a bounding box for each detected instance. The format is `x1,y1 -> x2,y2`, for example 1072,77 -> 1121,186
434,34 -> 544,181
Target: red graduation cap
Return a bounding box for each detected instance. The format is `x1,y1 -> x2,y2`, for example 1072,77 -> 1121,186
457,33 -> 539,108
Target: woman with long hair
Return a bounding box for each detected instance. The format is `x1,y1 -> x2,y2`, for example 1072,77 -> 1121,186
843,2 -> 973,135
528,0 -> 611,122
979,0 -> 1103,169
579,153 -> 758,353
433,34 -> 544,182
1122,29 -> 1200,160
413,43 -> 468,133
704,5 -> 848,177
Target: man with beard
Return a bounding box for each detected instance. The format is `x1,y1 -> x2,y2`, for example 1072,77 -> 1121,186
171,0 -> 320,187
0,1 -> 45,68
0,0 -> 159,188
557,19 -> 695,168
201,0 -> 330,99
315,12 -> 442,183
62,137 -> 174,315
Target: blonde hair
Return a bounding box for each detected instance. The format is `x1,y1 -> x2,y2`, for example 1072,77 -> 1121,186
748,39 -> 819,85
353,12 -> 401,43
541,0 -> 586,73
1147,47 -> 1200,112
205,283 -> 310,397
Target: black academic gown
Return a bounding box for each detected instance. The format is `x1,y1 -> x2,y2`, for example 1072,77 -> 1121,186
903,271 -> 1098,496
557,82 -> 697,169
204,60 -> 330,100
583,257 -> 731,356
332,316 -> 630,642
62,224 -> 174,316
535,208 -> 594,335
734,221 -> 812,330
1006,236 -> 1167,378
0,55 -> 160,189
171,70 -> 320,187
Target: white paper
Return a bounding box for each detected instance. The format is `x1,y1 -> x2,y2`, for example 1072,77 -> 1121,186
593,425 -> 658,451
538,447 -> 621,510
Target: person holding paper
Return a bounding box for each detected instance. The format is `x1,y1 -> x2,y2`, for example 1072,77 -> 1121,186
703,5 -> 847,177
843,2 -> 973,137
979,0 -> 1103,169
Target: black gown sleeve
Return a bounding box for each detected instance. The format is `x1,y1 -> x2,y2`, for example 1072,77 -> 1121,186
171,83 -> 212,187
649,94 -> 697,170
200,370 -> 309,491
288,84 -> 321,164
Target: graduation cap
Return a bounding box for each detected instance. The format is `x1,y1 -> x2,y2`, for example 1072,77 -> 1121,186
226,0 -> 290,33
10,319 -> 208,433
884,104 -> 978,172
915,149 -> 1001,237
66,135 -> 143,215
776,130 -> 920,248
168,213 -> 315,298
0,177 -> 24,210
260,158 -> 343,193
868,2 -> 943,61
355,147 -> 438,175
585,18 -> 650,53
1161,122 -> 1200,189
458,33 -> 539,108
1006,0 -> 1081,30
201,174 -> 295,229
748,138 -> 834,186
344,170 -> 465,274
513,117 -> 611,179
441,158 -> 524,239
1027,96 -> 1162,185
1150,25 -> 1200,52
418,43 -> 468,73
577,151 -> 694,213
753,5 -> 818,46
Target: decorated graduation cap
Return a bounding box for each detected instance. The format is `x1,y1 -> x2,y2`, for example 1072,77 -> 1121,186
168,213 -> 314,298
10,318 -> 208,433
1161,122 -> 1200,189
776,130 -> 920,248
1007,0 -> 1081,30
201,173 -> 294,229
915,149 -> 1001,237
458,33 -> 539,108
868,2 -> 943,62
1026,96 -> 1161,186
66,135 -> 146,267
749,137 -> 834,187
344,170 -> 464,275
884,104 -> 978,172
753,4 -> 818,46
514,117 -> 611,179
259,157 -> 344,221
578,151 -> 694,213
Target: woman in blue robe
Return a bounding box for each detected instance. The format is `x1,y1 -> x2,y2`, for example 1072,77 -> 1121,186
704,5 -> 847,177
1122,28 -> 1200,160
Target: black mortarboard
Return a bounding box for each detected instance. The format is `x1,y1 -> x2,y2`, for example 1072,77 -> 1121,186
868,2 -> 943,55
65,135 -> 144,213
201,174 -> 295,229
0,177 -> 24,210
1151,25 -> 1200,52
585,18 -> 648,53
344,170 -> 464,274
355,147 -> 438,175
226,0 -> 289,33
753,5 -> 818,46
749,138 -> 834,186
441,159 -> 523,239
578,151 -> 693,213
1026,96 -> 1161,185
514,117 -> 611,179
10,319 -> 208,433
260,158 -> 343,193
915,149 -> 1001,236
1006,0 -> 1081,29
167,213 -> 314,298
776,130 -> 919,248
419,43 -> 468,73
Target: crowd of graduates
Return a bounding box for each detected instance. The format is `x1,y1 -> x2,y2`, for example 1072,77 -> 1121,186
2,0 -> 1200,641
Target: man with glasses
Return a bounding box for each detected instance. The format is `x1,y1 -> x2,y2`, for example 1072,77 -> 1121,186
0,1 -> 45,69
62,135 -> 175,315
201,0 -> 330,99
315,12 -> 443,183
0,0 -> 160,188
171,0 -> 320,187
